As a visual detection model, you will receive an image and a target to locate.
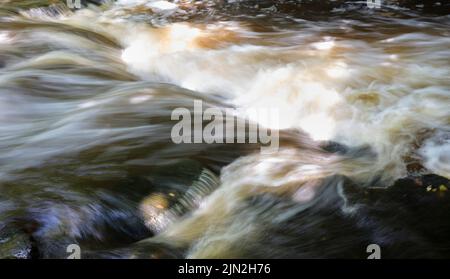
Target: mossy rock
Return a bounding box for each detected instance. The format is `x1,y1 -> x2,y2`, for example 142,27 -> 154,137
0,227 -> 32,259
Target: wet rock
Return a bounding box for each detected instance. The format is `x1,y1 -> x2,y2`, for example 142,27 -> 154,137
139,167 -> 220,234
0,227 -> 32,259
321,141 -> 349,154
417,174 -> 450,189
83,238 -> 185,259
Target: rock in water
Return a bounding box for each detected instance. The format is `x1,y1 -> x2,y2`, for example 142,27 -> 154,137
140,168 -> 220,234
0,227 -> 32,259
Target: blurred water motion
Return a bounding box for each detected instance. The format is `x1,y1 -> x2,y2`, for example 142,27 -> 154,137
0,0 -> 449,258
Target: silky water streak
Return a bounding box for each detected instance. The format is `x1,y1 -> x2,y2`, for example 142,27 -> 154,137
171,100 -> 280,154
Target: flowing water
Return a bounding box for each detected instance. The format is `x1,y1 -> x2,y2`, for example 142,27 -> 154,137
0,0 -> 449,258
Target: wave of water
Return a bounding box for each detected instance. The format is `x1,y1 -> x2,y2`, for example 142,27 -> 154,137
0,0 -> 449,258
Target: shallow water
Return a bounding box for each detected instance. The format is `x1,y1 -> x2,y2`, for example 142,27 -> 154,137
0,0 -> 449,258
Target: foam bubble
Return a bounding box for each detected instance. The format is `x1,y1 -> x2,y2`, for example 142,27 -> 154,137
419,133 -> 450,179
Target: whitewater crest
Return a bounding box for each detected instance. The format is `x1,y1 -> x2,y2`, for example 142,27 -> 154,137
0,0 -> 449,259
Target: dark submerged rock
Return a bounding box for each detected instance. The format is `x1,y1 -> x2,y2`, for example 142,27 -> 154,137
0,227 -> 33,259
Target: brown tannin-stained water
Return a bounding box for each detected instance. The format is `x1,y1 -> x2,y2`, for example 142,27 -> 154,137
0,0 -> 449,258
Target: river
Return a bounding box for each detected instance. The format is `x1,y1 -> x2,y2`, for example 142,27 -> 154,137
0,0 -> 449,258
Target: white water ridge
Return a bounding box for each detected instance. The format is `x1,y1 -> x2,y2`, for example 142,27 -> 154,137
0,0 -> 449,259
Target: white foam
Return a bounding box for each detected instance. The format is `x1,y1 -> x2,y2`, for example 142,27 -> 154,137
130,95 -> 152,104
78,101 -> 99,109
146,1 -> 178,11
116,0 -> 148,5
419,133 -> 450,179
118,23 -> 450,184
326,62 -> 349,79
312,38 -> 335,50
0,32 -> 12,44
293,184 -> 316,202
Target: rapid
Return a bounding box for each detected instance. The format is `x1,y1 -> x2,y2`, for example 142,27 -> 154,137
0,0 -> 449,258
